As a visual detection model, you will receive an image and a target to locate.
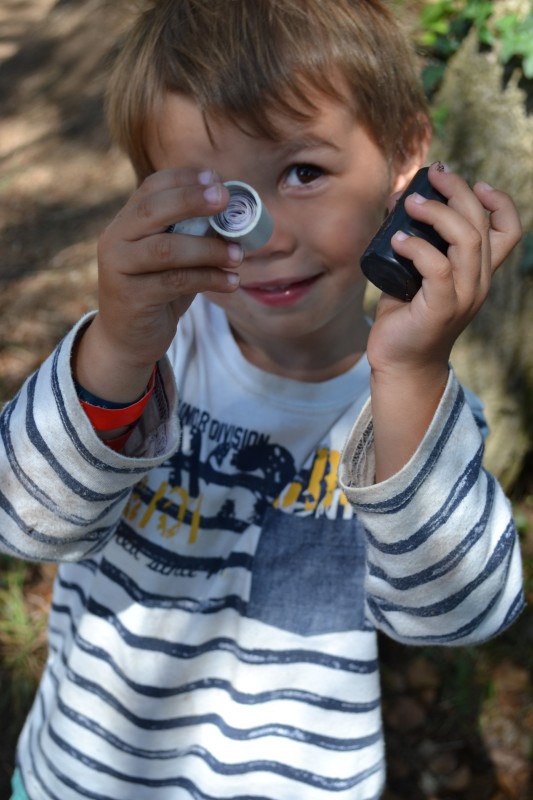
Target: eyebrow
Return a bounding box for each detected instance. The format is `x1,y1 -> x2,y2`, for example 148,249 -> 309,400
279,134 -> 341,156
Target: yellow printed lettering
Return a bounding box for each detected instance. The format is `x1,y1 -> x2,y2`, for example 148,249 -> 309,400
275,481 -> 303,509
139,482 -> 169,528
322,450 -> 341,508
303,448 -> 329,510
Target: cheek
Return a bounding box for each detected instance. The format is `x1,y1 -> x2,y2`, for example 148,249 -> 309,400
311,202 -> 385,264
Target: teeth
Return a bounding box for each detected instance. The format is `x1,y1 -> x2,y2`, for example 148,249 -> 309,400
262,284 -> 291,292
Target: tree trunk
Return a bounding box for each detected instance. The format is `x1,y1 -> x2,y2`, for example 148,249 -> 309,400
429,5 -> 533,491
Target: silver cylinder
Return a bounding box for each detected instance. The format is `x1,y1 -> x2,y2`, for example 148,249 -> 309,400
169,181 -> 273,251
209,181 -> 273,252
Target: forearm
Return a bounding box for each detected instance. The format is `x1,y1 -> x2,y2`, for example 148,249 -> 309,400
0,317 -> 179,562
73,314 -> 157,405
371,362 -> 449,483
340,371 -> 525,645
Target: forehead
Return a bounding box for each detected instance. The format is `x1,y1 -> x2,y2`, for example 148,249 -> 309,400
146,89 -> 358,166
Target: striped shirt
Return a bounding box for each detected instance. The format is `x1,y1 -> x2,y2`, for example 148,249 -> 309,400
2,297 -> 524,799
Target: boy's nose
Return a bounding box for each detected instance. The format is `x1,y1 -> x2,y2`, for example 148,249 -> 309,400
247,197 -> 297,260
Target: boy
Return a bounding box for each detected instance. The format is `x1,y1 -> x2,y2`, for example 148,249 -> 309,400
2,1 -> 524,798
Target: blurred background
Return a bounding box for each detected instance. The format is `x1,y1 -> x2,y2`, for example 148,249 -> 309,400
0,1 -> 532,798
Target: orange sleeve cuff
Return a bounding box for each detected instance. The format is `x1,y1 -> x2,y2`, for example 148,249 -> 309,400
78,367 -> 157,432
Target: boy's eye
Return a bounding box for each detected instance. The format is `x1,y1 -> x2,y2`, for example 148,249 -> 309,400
285,164 -> 324,187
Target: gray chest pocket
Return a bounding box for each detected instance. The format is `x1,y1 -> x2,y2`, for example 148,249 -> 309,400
247,507 -> 368,636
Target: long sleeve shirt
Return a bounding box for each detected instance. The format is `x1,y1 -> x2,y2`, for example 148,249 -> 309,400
0,297 -> 524,800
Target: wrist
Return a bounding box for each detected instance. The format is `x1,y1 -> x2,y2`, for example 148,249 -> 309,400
73,316 -> 157,405
74,366 -> 157,431
370,362 -> 450,434
370,361 -> 450,396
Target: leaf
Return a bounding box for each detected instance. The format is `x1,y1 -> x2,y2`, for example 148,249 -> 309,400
519,232 -> 533,275
523,52 -> 533,78
421,63 -> 447,95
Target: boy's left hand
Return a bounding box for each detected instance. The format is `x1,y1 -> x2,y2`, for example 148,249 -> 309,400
368,161 -> 522,376
366,161 -> 522,482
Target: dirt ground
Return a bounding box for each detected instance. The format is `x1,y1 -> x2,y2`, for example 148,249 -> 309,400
0,0 -> 134,399
1,2 -> 532,799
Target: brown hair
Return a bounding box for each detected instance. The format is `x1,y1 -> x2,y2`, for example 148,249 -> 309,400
106,0 -> 429,180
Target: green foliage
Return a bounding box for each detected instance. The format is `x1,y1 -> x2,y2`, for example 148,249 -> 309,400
414,0 -> 533,97
0,559 -> 48,716
494,11 -> 533,78
519,232 -> 533,275
418,0 -> 493,55
428,102 -> 449,139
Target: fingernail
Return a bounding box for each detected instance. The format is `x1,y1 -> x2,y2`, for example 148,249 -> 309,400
225,272 -> 240,286
227,243 -> 244,265
394,230 -> 410,241
204,183 -> 222,204
411,192 -> 427,204
432,160 -> 450,173
198,169 -> 217,185
477,181 -> 494,191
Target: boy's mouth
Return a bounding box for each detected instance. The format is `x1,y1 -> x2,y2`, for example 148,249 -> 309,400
241,275 -> 320,306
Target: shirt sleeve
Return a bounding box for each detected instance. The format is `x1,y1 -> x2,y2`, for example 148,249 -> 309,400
0,315 -> 180,563
338,368 -> 525,646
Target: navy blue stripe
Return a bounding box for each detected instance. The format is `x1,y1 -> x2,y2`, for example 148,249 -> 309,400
82,525 -> 121,557
0,396 -> 131,531
0,485 -> 117,555
368,519 -> 516,619
379,585 -> 504,644
369,587 -> 498,643
50,593 -> 377,674
34,710 -> 279,800
27,696 -> 75,800
355,383 -> 463,514
66,630 -> 379,712
98,558 -> 247,614
33,731 -> 298,800
499,587 -> 526,631
57,677 -> 381,752
0,531 -> 43,561
0,490 -> 56,554
369,535 -> 521,644
25,373 -> 130,503
368,472 -> 495,588
50,341 -> 160,476
46,720 -> 382,792
366,444 -> 484,555
115,521 -> 253,578
87,595 -> 378,671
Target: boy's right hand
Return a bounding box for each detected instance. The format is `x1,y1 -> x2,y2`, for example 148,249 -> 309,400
73,168 -> 242,404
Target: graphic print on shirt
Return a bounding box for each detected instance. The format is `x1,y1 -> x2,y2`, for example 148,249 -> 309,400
121,400 -> 368,636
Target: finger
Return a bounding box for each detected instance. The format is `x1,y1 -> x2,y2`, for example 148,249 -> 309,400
100,237 -> 242,313
133,181 -> 230,240
425,162 -> 491,245
111,168 -> 230,238
128,262 -> 242,302
402,192 -> 487,297
114,229 -> 244,277
473,182 -> 522,272
137,166 -> 209,194
116,167 -> 205,220
391,230 -> 458,311
426,165 -> 522,286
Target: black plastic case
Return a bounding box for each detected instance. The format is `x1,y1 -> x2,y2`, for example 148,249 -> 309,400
360,166 -> 448,301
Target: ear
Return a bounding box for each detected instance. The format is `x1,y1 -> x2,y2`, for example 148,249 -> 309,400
390,116 -> 432,195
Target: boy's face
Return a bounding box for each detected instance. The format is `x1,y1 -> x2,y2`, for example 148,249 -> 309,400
147,90 -> 424,378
